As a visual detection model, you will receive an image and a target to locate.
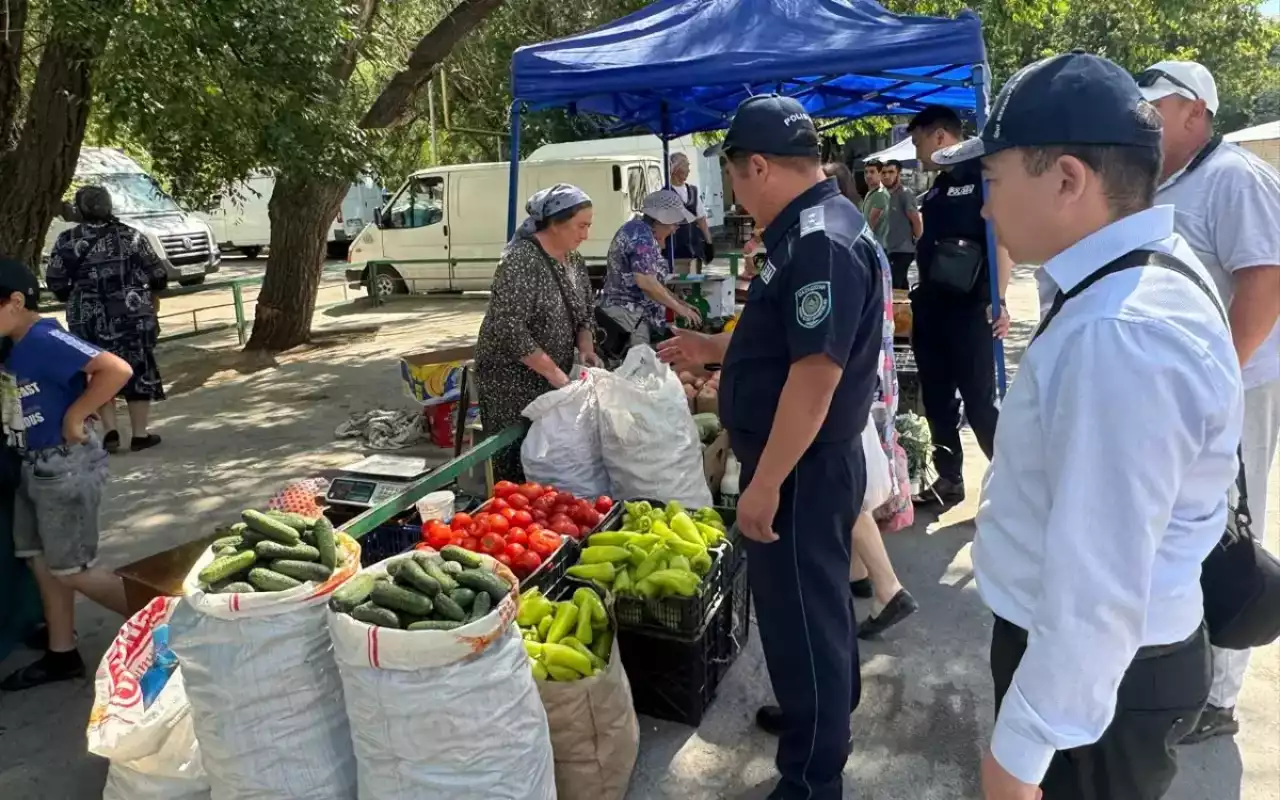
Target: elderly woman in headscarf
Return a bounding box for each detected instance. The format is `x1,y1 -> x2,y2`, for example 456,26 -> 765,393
474,184 -> 600,482
667,153 -> 715,275
46,186 -> 168,453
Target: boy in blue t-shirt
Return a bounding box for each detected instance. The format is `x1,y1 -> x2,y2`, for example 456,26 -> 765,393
0,258 -> 135,691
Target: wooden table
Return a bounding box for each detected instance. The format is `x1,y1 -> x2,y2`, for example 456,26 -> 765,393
116,531 -> 220,615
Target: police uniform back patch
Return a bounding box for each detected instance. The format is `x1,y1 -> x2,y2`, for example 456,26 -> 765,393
795,281 -> 831,328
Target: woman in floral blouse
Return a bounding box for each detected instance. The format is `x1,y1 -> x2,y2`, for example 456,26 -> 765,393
475,185 -> 601,482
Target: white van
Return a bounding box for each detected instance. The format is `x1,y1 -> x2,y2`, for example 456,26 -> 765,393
47,148 -> 220,286
346,156 -> 664,297
529,135 -> 725,228
200,173 -> 387,259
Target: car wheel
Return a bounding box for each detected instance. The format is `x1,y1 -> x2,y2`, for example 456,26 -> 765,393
179,276 -> 206,287
368,266 -> 406,299
239,246 -> 262,260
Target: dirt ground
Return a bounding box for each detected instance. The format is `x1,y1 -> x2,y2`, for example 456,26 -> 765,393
0,268 -> 1276,799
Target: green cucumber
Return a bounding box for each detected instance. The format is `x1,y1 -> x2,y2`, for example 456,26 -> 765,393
213,545 -> 240,558
270,559 -> 333,583
395,559 -> 441,596
266,510 -> 314,531
216,581 -> 255,594
385,557 -> 410,578
455,568 -> 511,603
248,567 -> 302,592
198,550 -> 257,585
432,592 -> 467,622
407,620 -> 464,631
312,516 -> 337,570
440,561 -> 463,576
440,545 -> 483,569
371,583 -> 433,617
449,587 -> 477,610
468,590 -> 492,622
330,573 -> 378,612
351,602 -> 401,628
255,540 -> 321,562
241,510 -> 301,544
211,534 -> 245,550
421,560 -> 459,593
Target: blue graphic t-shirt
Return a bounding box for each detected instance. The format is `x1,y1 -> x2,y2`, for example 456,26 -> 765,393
1,319 -> 100,451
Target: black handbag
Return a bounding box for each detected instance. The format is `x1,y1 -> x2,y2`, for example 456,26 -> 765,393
1036,248 -> 1280,650
928,236 -> 985,295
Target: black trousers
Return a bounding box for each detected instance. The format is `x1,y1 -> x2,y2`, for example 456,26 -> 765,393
737,434 -> 864,800
991,616 -> 1210,800
910,298 -> 999,482
887,252 -> 914,291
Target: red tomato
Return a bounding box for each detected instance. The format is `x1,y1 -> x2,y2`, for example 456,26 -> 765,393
507,493 -> 530,510
554,492 -> 577,507
496,553 -> 514,569
500,506 -> 518,521
529,530 -> 560,557
486,514 -> 511,535
549,513 -> 573,529
595,495 -> 614,513
504,542 -> 526,560
494,480 -> 519,498
426,526 -> 454,551
520,482 -> 544,501
532,509 -> 548,523
526,522 -> 544,534
414,542 -> 432,551
532,494 -> 555,514
516,550 -> 543,574
489,497 -> 511,512
460,536 -> 480,551
450,512 -> 473,532
480,532 -> 507,555
550,519 -> 580,538
510,509 -> 534,528
506,527 -> 528,547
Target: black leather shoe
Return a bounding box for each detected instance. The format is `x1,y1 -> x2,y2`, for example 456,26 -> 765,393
913,477 -> 965,506
850,578 -> 874,599
858,589 -> 920,639
1,651 -> 86,691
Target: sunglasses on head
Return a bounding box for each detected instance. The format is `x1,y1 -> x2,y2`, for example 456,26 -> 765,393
1136,69 -> 1199,101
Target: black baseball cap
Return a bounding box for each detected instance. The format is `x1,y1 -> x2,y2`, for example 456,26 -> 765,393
722,94 -> 821,158
0,258 -> 40,310
933,51 -> 1162,166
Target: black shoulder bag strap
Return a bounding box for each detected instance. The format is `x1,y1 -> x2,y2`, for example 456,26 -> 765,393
1032,249 -> 1250,526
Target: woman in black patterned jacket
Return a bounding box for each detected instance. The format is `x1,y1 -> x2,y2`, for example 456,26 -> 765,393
475,184 -> 601,482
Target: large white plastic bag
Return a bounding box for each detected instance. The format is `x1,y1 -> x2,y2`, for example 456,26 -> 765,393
521,372 -> 610,498
595,346 -> 713,508
328,554 -> 555,800
861,413 -> 892,512
88,596 -> 211,800
168,535 -> 362,800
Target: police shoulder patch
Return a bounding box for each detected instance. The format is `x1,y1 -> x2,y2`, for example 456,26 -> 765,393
760,260 -> 777,284
795,281 -> 832,329
799,206 -> 826,237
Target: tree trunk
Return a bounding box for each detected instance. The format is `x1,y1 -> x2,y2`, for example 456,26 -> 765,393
244,174 -> 348,351
0,0 -> 28,150
0,6 -> 118,267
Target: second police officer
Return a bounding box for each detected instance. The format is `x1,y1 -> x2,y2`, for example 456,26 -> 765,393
659,95 -> 884,799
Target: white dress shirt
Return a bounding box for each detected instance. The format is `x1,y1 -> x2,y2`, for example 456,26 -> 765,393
973,205 -> 1244,785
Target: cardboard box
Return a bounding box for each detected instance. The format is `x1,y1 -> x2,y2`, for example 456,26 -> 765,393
702,430 -> 730,497
400,346 -> 475,407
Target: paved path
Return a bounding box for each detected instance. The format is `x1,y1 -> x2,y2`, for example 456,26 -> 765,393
0,268 -> 1275,799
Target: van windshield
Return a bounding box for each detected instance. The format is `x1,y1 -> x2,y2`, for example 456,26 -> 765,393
76,173 -> 183,216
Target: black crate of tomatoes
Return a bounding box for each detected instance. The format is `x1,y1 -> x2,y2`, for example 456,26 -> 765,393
417,479 -> 616,589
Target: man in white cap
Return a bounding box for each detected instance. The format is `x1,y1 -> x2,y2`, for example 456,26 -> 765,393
1139,59 -> 1280,743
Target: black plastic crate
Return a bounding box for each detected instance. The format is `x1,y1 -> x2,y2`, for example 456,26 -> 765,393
354,522 -> 420,566
520,536 -> 579,593
615,555 -> 749,727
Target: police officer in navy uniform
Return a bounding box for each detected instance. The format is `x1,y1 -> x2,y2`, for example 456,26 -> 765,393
659,95 -> 884,800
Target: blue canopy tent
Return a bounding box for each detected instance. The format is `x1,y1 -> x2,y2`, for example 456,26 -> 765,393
508,0 -> 1006,392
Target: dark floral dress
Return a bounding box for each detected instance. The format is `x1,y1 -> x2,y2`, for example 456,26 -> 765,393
46,221 -> 168,401
475,237 -> 592,482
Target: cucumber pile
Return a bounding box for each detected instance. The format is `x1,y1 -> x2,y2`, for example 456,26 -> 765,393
332,546 -> 512,631
196,509 -> 339,593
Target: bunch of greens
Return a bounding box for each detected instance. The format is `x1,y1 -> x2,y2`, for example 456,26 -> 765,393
894,412 -> 933,485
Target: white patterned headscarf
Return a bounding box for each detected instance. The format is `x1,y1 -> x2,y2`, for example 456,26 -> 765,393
507,183 -> 591,252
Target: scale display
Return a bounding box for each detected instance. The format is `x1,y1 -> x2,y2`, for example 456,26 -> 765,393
327,478 -> 378,506
325,455 -> 431,509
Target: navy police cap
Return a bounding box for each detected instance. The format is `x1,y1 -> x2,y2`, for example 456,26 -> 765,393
722,95 -> 821,159
934,51 -> 1162,166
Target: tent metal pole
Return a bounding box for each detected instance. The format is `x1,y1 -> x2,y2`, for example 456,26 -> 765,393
507,101 -> 522,240
973,63 -> 1008,397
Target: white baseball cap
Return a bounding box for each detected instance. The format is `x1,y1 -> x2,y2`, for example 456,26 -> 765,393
641,189 -> 697,225
1137,60 -> 1220,115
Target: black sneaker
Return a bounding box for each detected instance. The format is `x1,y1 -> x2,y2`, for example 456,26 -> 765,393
131,433 -> 162,452
850,578 -> 874,599
755,706 -> 854,754
858,589 -> 920,639
102,430 -> 121,454
1180,704 -> 1239,744
0,650 -> 86,691
913,478 -> 965,506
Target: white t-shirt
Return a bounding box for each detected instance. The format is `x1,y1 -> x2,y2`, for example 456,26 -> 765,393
1156,141 -> 1280,388
671,182 -> 707,221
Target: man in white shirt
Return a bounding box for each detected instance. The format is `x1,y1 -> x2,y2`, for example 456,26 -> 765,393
668,152 -> 714,275
1138,59 -> 1280,742
934,51 -> 1244,800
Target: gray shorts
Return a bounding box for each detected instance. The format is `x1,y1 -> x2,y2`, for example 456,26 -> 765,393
12,436 -> 109,576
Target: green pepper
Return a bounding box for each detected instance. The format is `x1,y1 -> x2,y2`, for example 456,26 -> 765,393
690,550 -> 713,576
614,568 -> 633,594
647,568 -> 701,597
695,521 -> 725,545
663,535 -> 706,560
545,663 -> 582,682
574,594 -> 595,646
545,601 -> 578,644
562,636 -> 606,672
573,587 -> 608,629
579,545 -> 632,564
542,642 -> 594,676
516,589 -> 555,627
664,500 -> 685,520
669,511 -> 704,546
531,659 -> 549,681
587,532 -> 638,548
590,627 -> 613,663
634,545 -> 668,581
536,614 -> 554,641
524,640 -> 544,658
566,562 -> 617,583
693,507 -> 724,527
668,554 -> 692,573
635,577 -> 659,598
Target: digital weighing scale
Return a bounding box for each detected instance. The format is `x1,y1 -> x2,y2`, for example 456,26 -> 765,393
325,454 -> 431,511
